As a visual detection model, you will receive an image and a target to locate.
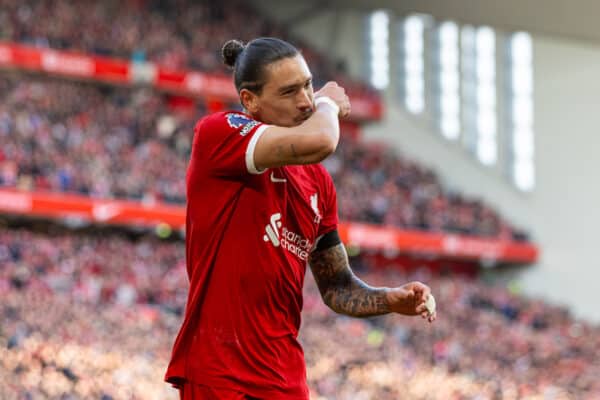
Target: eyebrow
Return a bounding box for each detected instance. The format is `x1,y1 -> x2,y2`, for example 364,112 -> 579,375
278,77 -> 312,94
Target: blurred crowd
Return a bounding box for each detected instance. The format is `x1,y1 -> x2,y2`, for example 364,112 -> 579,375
0,226 -> 188,311
0,290 -> 178,400
0,2 -> 578,400
1,226 -> 598,399
0,0 -> 371,95
325,139 -> 528,240
0,74 -> 194,204
0,73 -> 526,239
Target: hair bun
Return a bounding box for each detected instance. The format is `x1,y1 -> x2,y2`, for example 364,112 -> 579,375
222,40 -> 245,68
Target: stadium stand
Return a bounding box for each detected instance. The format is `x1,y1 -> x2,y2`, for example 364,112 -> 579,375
0,0 -> 372,95
327,138 -> 527,240
1,225 -> 598,399
2,1 -> 582,399
0,0 -> 291,72
0,73 -> 197,204
0,73 -> 526,239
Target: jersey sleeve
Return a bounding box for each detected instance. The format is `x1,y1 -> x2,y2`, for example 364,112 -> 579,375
317,167 -> 339,237
194,112 -> 271,177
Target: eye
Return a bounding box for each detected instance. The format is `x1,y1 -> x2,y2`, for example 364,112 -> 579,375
304,80 -> 312,89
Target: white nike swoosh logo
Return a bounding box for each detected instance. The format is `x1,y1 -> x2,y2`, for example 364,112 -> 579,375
270,172 -> 287,183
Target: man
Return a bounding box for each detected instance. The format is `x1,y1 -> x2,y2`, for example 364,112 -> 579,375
166,37 -> 436,400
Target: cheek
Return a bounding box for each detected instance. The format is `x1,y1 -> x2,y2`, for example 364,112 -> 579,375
277,98 -> 295,111
266,99 -> 296,117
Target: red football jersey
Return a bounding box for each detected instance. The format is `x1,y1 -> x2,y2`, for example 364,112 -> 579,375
165,111 -> 338,399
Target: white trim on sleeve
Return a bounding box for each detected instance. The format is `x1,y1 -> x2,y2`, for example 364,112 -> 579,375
315,96 -> 340,115
245,124 -> 271,174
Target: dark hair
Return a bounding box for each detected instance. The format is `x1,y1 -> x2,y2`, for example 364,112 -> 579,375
221,37 -> 299,94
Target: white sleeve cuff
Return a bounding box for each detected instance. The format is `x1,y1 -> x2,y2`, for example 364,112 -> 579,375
315,96 -> 340,116
245,124 -> 271,174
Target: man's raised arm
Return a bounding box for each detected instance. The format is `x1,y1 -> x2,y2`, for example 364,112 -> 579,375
253,82 -> 350,168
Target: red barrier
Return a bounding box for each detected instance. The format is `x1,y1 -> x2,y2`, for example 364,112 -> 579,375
0,42 -> 130,83
338,223 -> 538,264
0,189 -> 538,264
0,42 -> 383,121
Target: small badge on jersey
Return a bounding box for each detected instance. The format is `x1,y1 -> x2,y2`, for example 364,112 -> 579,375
310,193 -> 322,224
226,113 -> 259,136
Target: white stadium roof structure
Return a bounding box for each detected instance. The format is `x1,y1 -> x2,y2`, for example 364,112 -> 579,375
284,0 -> 600,43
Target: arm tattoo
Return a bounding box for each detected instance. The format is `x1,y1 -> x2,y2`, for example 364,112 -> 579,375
276,143 -> 299,161
276,144 -> 285,159
309,244 -> 391,317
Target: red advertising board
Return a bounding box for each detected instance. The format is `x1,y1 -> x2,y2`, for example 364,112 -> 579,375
0,189 -> 538,264
0,42 -> 383,121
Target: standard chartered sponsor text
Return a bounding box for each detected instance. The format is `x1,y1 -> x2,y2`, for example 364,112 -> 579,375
280,227 -> 312,261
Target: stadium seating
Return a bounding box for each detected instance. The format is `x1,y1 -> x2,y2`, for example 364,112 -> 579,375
0,0 -> 371,95
0,0 -> 289,72
1,226 -> 597,399
0,73 -> 195,204
0,73 -> 526,239
1,2 -> 574,399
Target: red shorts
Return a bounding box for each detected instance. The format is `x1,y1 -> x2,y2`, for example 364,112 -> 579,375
177,381 -> 258,400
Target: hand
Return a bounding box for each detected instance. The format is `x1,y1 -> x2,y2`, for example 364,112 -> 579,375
314,81 -> 351,118
385,281 -> 437,323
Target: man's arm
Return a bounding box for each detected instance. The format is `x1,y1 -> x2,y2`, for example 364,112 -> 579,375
308,243 -> 391,317
254,105 -> 340,167
309,238 -> 436,321
253,82 -> 351,169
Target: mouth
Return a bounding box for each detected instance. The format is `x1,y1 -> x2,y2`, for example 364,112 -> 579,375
295,113 -> 312,123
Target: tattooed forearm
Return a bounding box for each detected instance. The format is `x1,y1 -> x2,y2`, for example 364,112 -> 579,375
309,244 -> 391,317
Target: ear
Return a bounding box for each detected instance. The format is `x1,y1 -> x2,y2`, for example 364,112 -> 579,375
240,89 -> 260,114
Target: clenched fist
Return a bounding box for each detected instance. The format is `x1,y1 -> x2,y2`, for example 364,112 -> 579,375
385,281 -> 437,323
314,81 -> 351,118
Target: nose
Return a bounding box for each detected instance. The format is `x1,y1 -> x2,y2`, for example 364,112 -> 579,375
297,88 -> 313,111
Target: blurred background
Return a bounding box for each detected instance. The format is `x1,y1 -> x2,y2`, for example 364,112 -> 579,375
0,0 -> 599,399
